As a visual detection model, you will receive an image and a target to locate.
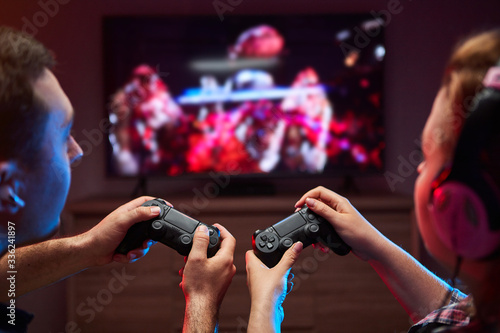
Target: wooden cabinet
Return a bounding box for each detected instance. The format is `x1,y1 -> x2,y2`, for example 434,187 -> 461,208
66,195 -> 414,332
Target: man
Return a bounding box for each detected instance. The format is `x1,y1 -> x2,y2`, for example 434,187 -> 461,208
0,26 -> 236,332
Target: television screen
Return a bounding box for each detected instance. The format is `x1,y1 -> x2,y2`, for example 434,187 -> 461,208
103,14 -> 385,178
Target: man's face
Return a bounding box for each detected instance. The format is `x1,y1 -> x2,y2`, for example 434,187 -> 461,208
17,69 -> 82,245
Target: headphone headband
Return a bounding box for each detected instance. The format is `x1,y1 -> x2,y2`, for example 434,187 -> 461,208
483,65 -> 500,89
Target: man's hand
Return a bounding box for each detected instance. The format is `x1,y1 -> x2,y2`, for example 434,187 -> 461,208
246,242 -> 303,333
180,223 -> 236,332
0,196 -> 171,300
76,196 -> 170,267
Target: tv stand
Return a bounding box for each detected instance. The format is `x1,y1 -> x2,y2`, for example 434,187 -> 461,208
131,175 -> 148,198
338,175 -> 360,195
219,179 -> 276,196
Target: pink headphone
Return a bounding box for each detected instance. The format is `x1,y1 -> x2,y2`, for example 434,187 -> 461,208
430,62 -> 500,259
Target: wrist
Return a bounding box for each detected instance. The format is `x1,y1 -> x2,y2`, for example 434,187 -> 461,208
249,300 -> 282,332
71,232 -> 101,268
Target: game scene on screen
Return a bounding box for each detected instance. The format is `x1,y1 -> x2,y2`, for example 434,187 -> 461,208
104,15 -> 385,177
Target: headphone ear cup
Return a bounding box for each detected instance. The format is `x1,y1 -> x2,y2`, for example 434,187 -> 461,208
431,181 -> 500,259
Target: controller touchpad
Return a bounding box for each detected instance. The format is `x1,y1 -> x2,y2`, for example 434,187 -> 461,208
273,215 -> 305,237
165,209 -> 198,233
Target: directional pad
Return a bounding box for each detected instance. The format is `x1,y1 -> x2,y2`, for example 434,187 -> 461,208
255,231 -> 278,253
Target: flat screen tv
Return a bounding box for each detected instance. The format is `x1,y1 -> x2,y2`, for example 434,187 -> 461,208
103,14 -> 385,181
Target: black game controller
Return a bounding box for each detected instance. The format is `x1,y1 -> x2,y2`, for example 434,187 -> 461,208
252,206 -> 351,267
116,199 -> 221,257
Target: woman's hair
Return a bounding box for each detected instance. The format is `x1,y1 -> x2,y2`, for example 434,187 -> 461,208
441,28 -> 500,184
0,26 -> 56,165
441,29 -> 500,145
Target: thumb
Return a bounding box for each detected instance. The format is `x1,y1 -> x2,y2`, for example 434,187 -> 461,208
189,225 -> 210,260
275,241 -> 303,274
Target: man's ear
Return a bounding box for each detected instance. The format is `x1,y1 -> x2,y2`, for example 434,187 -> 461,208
0,161 -> 25,214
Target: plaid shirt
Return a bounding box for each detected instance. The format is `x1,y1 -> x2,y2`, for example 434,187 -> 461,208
408,289 -> 472,333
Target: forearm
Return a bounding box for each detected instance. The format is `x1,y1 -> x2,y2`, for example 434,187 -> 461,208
367,236 -> 452,322
0,234 -> 92,301
183,297 -> 219,333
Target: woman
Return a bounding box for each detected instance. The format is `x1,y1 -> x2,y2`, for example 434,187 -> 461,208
246,29 -> 500,332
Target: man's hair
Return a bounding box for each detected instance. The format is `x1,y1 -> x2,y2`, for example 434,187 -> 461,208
0,26 -> 56,164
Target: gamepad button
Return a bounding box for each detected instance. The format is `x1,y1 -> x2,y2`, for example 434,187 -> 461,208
282,238 -> 293,248
308,213 -> 316,220
181,235 -> 191,244
152,220 -> 163,230
209,228 -> 214,236
309,224 -> 319,233
266,243 -> 274,249
261,235 -> 268,241
210,237 -> 218,245
259,241 -> 266,248
269,236 -> 275,242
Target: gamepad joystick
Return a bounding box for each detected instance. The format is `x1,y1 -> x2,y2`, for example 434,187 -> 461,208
252,206 -> 351,267
116,198 -> 221,257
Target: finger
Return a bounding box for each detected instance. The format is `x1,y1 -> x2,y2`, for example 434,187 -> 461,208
312,243 -> 330,253
112,253 -> 132,264
116,196 -> 157,213
213,223 -> 236,257
117,205 -> 162,232
188,225 -> 210,261
295,186 -> 347,212
304,198 -> 344,228
295,187 -> 324,208
117,196 -> 174,214
275,241 -> 303,275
